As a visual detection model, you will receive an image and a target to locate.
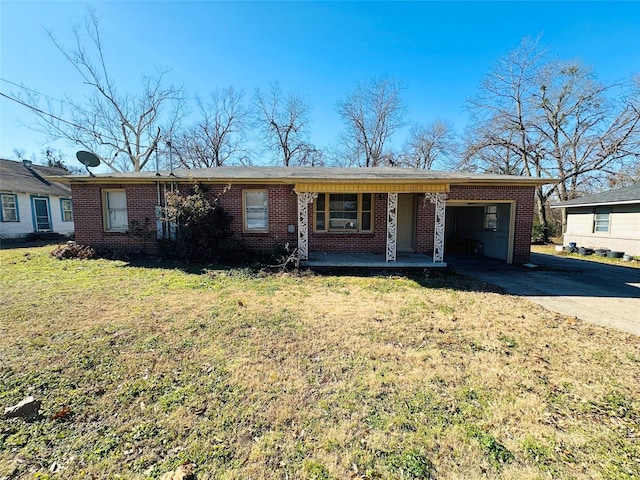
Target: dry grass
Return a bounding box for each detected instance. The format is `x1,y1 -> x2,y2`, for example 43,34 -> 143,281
1,246 -> 639,480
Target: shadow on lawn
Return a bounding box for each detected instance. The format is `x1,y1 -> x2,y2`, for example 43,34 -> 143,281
116,255 -> 505,295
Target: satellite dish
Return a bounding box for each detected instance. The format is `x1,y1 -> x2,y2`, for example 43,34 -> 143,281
76,151 -> 101,176
76,151 -> 101,167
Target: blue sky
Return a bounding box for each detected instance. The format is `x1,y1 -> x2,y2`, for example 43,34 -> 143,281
1,1 -> 639,168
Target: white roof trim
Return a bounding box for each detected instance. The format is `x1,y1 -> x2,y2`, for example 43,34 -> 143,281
551,199 -> 640,208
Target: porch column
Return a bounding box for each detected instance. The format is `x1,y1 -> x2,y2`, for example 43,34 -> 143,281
425,193 -> 446,262
295,191 -> 317,260
386,193 -> 398,262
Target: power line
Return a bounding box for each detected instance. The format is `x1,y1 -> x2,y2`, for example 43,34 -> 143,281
0,90 -> 154,149
0,90 -> 121,144
0,77 -> 61,101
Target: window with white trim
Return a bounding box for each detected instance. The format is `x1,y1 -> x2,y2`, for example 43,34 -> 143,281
314,193 -> 373,232
1,194 -> 18,222
243,190 -> 268,232
483,205 -> 498,230
102,189 -> 128,231
593,209 -> 610,233
60,198 -> 73,222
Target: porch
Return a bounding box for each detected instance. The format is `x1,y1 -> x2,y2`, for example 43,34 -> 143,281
302,252 -> 447,268
296,189 -> 447,264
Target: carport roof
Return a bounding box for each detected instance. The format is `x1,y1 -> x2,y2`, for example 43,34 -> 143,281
551,183 -> 640,208
49,165 -> 554,187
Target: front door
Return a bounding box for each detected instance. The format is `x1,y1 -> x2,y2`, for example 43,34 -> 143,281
397,194 -> 416,252
32,197 -> 51,232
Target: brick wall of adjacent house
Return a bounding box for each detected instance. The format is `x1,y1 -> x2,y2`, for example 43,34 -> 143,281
71,182 -> 535,263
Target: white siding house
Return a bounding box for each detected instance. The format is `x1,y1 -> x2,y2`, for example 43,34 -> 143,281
0,158 -> 74,240
552,184 -> 640,256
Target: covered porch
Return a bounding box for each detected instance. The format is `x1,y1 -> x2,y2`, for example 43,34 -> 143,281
295,183 -> 448,265
302,252 -> 447,268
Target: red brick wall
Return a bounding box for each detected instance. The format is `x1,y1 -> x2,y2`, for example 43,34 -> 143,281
71,183 -> 160,253
416,196 -> 433,255
448,185 -> 535,264
71,182 -> 298,255
214,183 -> 298,252
308,194 -> 387,254
71,182 -> 535,263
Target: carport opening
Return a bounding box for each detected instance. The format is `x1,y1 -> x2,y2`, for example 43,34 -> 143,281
445,203 -> 512,262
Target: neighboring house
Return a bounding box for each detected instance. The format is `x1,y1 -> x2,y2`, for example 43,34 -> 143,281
0,158 -> 74,240
50,166 -> 552,265
552,184 -> 640,256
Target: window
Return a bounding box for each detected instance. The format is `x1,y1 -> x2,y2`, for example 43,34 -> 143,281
594,209 -> 610,233
243,190 -> 268,232
102,189 -> 128,231
60,198 -> 73,222
1,194 -> 18,222
315,193 -> 373,232
483,205 -> 498,230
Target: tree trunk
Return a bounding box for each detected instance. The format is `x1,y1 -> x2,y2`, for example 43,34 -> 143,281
535,186 -> 550,243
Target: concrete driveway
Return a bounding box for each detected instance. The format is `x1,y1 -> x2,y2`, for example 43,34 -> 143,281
448,253 -> 640,336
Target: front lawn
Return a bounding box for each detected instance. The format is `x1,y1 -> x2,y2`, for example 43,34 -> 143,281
1,246 -> 638,479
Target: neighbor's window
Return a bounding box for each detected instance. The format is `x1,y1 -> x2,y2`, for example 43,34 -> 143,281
102,189 -> 128,231
315,193 -> 373,232
60,198 -> 73,222
1,194 -> 18,222
483,205 -> 498,230
593,209 -> 610,233
243,190 -> 268,232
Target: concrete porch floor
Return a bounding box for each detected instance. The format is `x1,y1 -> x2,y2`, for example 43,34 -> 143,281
302,252 -> 447,268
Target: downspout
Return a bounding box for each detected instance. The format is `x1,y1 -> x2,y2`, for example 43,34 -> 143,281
163,183 -> 169,239
156,181 -> 163,239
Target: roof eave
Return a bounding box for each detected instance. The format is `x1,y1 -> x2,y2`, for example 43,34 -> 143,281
47,174 -> 556,187
551,199 -> 640,208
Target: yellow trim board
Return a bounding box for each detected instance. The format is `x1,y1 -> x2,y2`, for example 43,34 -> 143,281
295,183 -> 449,193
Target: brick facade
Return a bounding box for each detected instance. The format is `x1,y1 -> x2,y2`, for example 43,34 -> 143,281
71,182 -> 535,264
447,185 -> 535,264
71,183 -> 160,254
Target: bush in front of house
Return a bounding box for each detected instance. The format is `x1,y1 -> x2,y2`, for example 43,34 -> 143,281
160,184 -> 233,263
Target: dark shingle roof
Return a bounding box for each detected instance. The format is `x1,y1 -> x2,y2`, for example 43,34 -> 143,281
552,184 -> 640,208
0,158 -> 71,197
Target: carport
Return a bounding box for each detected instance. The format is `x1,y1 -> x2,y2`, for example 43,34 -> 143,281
444,201 -> 515,263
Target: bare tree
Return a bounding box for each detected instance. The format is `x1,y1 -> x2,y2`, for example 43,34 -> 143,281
253,82 -> 315,166
535,64 -> 640,197
173,87 -> 248,168
12,147 -> 81,173
12,148 -> 27,161
336,76 -> 407,167
42,147 -> 83,173
20,12 -> 185,172
399,120 -> 457,169
464,37 -> 640,240
604,73 -> 640,187
457,131 -> 525,174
